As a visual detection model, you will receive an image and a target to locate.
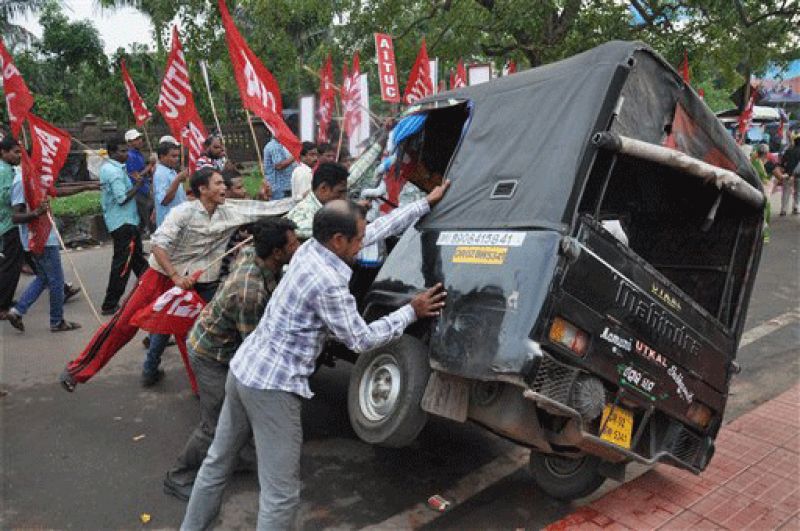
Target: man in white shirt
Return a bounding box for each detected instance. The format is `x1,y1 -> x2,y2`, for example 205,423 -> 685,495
290,142 -> 318,200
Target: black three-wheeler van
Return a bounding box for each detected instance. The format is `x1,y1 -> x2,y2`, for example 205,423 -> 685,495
337,41 -> 765,500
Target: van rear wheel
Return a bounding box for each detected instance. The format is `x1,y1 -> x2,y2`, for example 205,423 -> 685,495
347,335 -> 430,448
529,452 -> 605,500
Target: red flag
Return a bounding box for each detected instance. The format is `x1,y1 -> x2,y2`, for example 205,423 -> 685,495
374,33 -> 400,103
28,114 -> 70,195
506,60 -> 517,75
156,27 -> 208,171
218,0 -> 300,158
19,147 -> 52,255
736,89 -> 756,145
680,50 -> 690,84
120,59 -> 152,126
0,38 -> 35,137
403,39 -> 433,105
317,55 -> 335,143
453,59 -> 467,89
130,285 -> 206,336
342,53 -> 362,138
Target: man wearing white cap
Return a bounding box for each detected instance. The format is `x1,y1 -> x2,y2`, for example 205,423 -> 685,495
159,135 -> 179,146
125,129 -> 155,236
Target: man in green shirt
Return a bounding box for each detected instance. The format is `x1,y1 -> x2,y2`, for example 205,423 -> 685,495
163,217 -> 299,501
0,135 -> 26,319
285,162 -> 348,239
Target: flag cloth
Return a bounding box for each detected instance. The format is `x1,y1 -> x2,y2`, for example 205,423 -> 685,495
737,90 -> 755,145
156,27 -> 208,171
120,59 -> 152,126
452,59 -> 467,89
19,148 -> 52,256
218,0 -> 300,158
317,55 -> 335,143
23,115 -> 71,254
342,53 -> 362,139
374,33 -> 400,103
680,50 -> 690,84
506,60 -> 517,75
403,39 -> 433,105
130,285 -> 205,336
0,38 -> 34,137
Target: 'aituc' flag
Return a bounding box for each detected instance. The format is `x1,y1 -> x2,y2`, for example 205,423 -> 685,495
317,55 -> 335,143
24,114 -> 72,254
0,38 -> 34,137
452,59 -> 467,89
403,39 -> 433,105
218,0 -> 300,158
374,33 -> 400,103
157,27 -> 208,171
342,53 -> 362,138
120,59 -> 152,126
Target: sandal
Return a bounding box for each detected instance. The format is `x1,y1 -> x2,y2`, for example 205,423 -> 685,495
59,370 -> 77,393
51,320 -> 82,332
7,312 -> 24,332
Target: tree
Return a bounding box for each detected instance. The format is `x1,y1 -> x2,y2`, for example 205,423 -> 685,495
0,0 -> 49,50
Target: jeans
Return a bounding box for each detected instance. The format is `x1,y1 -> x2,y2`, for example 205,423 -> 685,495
182,373 -> 302,531
13,246 -> 65,327
0,229 -> 23,311
167,350 -> 256,487
143,282 -> 218,377
101,224 -> 147,311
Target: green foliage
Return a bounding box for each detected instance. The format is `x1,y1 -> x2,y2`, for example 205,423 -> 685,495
50,191 -> 102,217
243,166 -> 263,197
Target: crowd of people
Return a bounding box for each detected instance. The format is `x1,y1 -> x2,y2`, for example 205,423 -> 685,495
749,130 -> 800,242
0,123 -> 447,528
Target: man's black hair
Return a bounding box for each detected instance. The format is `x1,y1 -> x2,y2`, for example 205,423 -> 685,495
190,167 -> 218,196
312,200 -> 365,243
252,218 -> 297,259
312,162 -> 348,191
221,168 -> 242,189
106,136 -> 126,155
0,135 -> 20,153
318,143 -> 333,154
203,134 -> 220,149
301,141 -> 317,156
156,142 -> 180,158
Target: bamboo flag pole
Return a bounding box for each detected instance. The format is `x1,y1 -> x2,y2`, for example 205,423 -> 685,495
245,110 -> 267,180
302,64 -> 384,129
141,122 -> 154,153
47,212 -> 103,325
199,60 -> 226,146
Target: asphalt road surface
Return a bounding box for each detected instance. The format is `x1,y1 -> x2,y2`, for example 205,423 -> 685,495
1,211 -> 797,530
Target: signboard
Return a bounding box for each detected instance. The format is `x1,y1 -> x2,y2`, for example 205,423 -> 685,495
374,33 -> 401,103
468,63 -> 492,86
299,95 -> 314,142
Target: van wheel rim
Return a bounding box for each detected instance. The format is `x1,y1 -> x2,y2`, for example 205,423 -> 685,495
359,354 -> 401,422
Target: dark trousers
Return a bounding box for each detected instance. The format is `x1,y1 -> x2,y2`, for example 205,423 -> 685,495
0,229 -> 23,312
134,193 -> 154,235
101,224 -> 147,311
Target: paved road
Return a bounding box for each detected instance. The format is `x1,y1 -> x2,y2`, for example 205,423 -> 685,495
1,212 -> 797,530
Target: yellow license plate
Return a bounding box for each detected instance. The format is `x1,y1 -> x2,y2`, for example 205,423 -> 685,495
600,404 -> 633,449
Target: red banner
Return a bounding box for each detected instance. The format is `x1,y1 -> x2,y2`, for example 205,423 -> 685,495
19,148 -> 51,256
218,0 -> 300,158
374,33 -> 400,103
506,59 -> 517,75
0,38 -> 35,137
403,39 -> 433,105
342,53 -> 362,138
737,91 -> 756,145
130,285 -> 206,337
680,50 -> 690,84
120,59 -> 152,126
317,55 -> 335,143
156,27 -> 208,171
28,114 -> 70,195
452,59 -> 467,89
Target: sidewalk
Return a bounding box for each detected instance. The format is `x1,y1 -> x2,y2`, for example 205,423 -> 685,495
545,384 -> 800,530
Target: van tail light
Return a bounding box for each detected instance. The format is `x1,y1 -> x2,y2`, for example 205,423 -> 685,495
687,401 -> 713,429
549,316 -> 589,357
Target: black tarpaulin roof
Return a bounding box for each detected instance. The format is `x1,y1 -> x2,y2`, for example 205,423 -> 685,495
418,41 -> 758,231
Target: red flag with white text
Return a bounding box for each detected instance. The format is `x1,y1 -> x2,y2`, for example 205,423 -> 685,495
28,114 -> 70,196
403,39 -> 433,105
317,55 -> 335,143
0,38 -> 35,137
218,0 -> 300,158
156,27 -> 208,171
374,33 -> 400,103
452,59 -> 467,89
130,285 -> 206,336
736,90 -> 756,145
19,147 -> 52,255
120,59 -> 152,126
342,53 -> 362,138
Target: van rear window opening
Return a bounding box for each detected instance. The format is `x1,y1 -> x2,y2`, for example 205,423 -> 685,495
580,151 -> 761,327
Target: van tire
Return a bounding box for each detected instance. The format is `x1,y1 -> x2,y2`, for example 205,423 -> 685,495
529,452 -> 605,500
348,335 -> 430,448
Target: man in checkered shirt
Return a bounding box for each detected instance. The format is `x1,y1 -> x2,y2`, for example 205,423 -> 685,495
182,180 -> 449,530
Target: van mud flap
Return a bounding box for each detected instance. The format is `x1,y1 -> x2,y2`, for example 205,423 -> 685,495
421,371 -> 470,422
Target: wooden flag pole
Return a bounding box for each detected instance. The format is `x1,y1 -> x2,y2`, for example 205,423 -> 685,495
142,122 -> 154,153
199,60 -> 226,146
334,100 -> 345,162
245,110 -> 267,181
302,64 -> 384,129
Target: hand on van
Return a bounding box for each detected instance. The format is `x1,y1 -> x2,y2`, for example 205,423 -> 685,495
410,283 -> 447,318
426,180 -> 451,207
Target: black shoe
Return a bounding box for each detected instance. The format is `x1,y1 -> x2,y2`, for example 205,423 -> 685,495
163,474 -> 192,502
7,311 -> 24,332
64,284 -> 81,303
59,370 -> 77,393
142,336 -> 150,349
141,369 -> 165,387
100,305 -> 119,316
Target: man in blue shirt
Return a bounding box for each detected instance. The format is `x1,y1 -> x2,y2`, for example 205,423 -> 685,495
153,142 -> 188,228
262,131 -> 296,200
125,129 -> 155,236
100,136 -> 148,315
